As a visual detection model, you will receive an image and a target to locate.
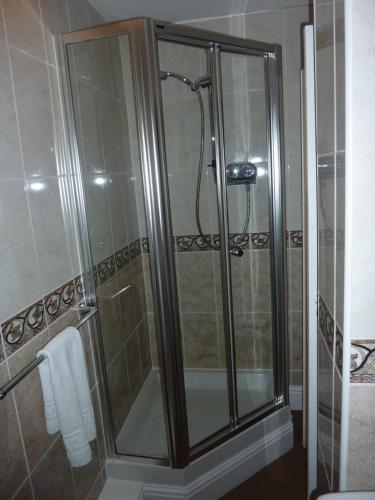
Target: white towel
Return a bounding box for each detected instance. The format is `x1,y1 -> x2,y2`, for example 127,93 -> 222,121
37,326 -> 96,467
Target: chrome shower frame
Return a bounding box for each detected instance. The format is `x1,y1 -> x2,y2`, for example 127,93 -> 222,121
59,17 -> 288,470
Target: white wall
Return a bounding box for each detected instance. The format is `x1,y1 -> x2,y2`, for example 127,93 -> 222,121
344,0 -> 375,490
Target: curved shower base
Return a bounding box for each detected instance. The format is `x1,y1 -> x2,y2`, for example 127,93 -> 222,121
104,405 -> 293,499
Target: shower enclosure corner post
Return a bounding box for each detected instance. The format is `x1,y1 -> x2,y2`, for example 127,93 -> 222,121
266,43 -> 289,406
130,18 -> 189,468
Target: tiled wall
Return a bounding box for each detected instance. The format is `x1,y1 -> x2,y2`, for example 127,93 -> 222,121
96,253 -> 152,437
314,0 -> 345,492
160,6 -> 311,383
0,1 -> 109,498
344,0 -> 375,491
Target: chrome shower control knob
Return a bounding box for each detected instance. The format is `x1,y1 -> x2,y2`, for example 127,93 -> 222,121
226,162 -> 257,185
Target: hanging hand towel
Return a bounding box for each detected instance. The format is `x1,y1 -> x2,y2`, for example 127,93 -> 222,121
37,326 -> 96,467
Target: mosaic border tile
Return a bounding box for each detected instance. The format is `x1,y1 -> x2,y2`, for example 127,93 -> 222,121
1,275 -> 84,358
93,237 -> 142,286
43,279 -> 77,324
0,237 -> 144,358
165,231 -> 298,253
141,237 -> 149,253
289,230 -> 303,248
176,234 -> 213,252
251,232 -> 271,249
140,230 -> 302,254
1,301 -> 46,358
351,340 -> 375,383
336,326 -> 343,375
319,297 -> 335,355
319,296 -> 344,375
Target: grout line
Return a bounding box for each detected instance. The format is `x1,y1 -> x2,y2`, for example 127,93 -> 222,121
106,317 -> 146,369
9,384 -> 35,499
3,6 -> 48,495
84,466 -> 104,500
28,433 -> 60,476
5,42 -> 55,68
9,477 -> 32,500
3,4 -> 50,369
319,327 -> 335,366
180,3 -> 311,26
40,23 -> 78,307
318,435 -> 333,491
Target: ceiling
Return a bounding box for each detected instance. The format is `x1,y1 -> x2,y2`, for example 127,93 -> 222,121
89,0 -> 311,23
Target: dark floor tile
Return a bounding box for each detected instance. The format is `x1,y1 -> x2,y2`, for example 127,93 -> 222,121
221,412 -> 307,500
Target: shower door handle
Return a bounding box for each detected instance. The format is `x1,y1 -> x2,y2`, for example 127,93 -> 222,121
111,284 -> 133,300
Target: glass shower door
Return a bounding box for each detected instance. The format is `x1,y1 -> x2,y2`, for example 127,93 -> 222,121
157,36 -> 285,451
219,49 -> 276,420
158,40 -> 231,449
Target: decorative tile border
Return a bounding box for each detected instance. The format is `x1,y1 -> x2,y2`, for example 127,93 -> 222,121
0,228 -> 301,360
0,236 -> 144,358
318,295 -> 344,377
336,326 -> 343,375
94,237 -> 142,286
251,232 -> 271,249
351,340 -> 375,383
176,234 -> 213,252
171,230 -> 302,253
289,230 -> 303,248
319,297 -> 335,355
1,301 -> 46,359
1,275 -> 84,358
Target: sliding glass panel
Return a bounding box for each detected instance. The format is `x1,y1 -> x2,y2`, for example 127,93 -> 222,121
220,50 -> 275,419
66,33 -> 169,459
158,40 -> 230,447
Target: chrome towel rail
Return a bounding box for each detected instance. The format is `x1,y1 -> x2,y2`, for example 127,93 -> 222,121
0,306 -> 97,400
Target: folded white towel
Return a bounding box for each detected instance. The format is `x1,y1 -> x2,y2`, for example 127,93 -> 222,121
37,326 -> 96,467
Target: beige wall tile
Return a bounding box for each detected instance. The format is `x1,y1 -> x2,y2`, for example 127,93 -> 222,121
31,436 -> 75,499
177,252 -> 216,313
0,41 -> 23,180
10,49 -> 56,178
214,251 -> 252,313
183,312 -> 219,368
27,176 -> 75,295
251,250 -> 272,313
72,440 -> 101,500
0,179 -> 42,322
138,319 -> 152,381
124,330 -> 143,403
318,330 -> 333,484
107,350 -> 131,434
3,0 -> 46,61
97,278 -> 123,364
253,313 -> 273,369
0,363 -> 28,499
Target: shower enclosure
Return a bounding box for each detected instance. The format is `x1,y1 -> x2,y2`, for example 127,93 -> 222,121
59,18 -> 287,470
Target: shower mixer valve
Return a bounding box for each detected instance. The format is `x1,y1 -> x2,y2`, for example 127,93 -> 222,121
226,161 -> 257,185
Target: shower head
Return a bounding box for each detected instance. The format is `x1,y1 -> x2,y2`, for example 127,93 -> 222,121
160,70 -> 211,91
160,70 -> 193,88
160,70 -> 169,81
191,74 -> 212,91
